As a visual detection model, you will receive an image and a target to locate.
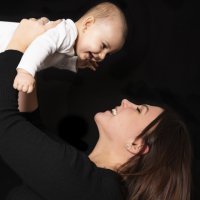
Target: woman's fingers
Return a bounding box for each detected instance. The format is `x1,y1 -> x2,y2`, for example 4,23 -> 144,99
37,17 -> 50,24
29,17 -> 49,23
28,17 -> 61,28
44,19 -> 62,29
6,17 -> 62,52
29,18 -> 37,21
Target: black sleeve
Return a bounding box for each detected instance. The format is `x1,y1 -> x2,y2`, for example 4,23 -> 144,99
0,50 -> 102,200
20,109 -> 44,129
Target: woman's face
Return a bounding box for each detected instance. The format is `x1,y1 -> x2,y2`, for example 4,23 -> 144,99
94,99 -> 163,147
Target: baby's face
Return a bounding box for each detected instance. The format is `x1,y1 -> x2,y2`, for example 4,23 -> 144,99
75,18 -> 124,63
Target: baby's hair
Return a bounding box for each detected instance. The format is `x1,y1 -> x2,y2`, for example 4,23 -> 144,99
82,1 -> 128,40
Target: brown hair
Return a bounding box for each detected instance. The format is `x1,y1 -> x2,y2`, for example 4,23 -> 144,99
82,1 -> 128,40
118,108 -> 192,200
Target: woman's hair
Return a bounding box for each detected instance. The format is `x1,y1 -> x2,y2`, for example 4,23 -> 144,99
82,1 -> 128,40
118,107 -> 192,200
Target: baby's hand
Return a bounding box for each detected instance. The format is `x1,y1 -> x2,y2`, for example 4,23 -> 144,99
13,68 -> 35,93
76,58 -> 98,71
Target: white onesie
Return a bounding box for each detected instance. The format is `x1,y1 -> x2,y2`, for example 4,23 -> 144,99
0,19 -> 78,76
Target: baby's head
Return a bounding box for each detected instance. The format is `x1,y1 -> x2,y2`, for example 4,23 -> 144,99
75,1 -> 128,63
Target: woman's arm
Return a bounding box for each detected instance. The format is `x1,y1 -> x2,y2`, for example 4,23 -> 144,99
18,88 -> 38,112
0,51 -> 98,200
0,19 -> 99,200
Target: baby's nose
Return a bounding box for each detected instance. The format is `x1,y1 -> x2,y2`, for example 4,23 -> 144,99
98,52 -> 106,61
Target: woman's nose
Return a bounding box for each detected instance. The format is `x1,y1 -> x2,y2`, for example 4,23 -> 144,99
121,99 -> 130,107
121,99 -> 138,109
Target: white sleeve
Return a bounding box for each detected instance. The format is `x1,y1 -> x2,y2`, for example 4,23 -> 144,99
16,20 -> 76,77
0,21 -> 19,53
53,55 -> 78,73
43,53 -> 78,73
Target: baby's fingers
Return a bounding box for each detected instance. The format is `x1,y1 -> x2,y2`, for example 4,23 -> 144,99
27,85 -> 34,94
88,65 -> 96,71
16,83 -> 27,93
13,81 -> 29,93
21,85 -> 29,93
89,60 -> 99,71
13,80 -> 18,89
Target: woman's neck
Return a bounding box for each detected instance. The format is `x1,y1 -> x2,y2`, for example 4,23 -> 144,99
88,140 -> 122,171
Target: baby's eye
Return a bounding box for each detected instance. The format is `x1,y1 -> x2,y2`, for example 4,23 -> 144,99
136,107 -> 141,113
102,43 -> 107,49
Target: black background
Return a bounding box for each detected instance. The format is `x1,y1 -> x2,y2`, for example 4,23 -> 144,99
0,0 -> 200,199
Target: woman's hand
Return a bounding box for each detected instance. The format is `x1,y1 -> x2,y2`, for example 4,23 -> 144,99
6,17 -> 61,53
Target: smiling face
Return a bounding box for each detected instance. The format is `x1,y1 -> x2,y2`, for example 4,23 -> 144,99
75,16 -> 124,62
94,99 -> 163,150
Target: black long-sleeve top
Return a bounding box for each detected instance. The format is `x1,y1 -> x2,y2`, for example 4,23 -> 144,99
0,50 -> 124,200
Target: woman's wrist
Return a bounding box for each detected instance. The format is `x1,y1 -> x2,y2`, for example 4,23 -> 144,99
6,40 -> 26,53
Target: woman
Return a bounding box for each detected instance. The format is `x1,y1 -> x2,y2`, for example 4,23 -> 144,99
0,19 -> 192,200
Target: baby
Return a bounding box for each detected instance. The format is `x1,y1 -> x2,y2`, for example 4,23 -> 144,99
0,1 -> 128,93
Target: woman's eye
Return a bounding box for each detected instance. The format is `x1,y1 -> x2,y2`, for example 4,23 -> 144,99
136,107 -> 141,113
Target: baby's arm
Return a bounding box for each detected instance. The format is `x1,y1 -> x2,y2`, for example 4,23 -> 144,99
14,20 -> 65,93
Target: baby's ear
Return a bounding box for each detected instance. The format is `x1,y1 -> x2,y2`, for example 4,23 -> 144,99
82,16 -> 95,30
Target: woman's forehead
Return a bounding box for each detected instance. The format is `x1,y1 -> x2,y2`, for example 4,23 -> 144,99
147,105 -> 164,115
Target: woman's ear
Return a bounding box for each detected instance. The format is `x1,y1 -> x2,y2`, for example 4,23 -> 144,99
125,139 -> 149,155
82,16 -> 95,31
